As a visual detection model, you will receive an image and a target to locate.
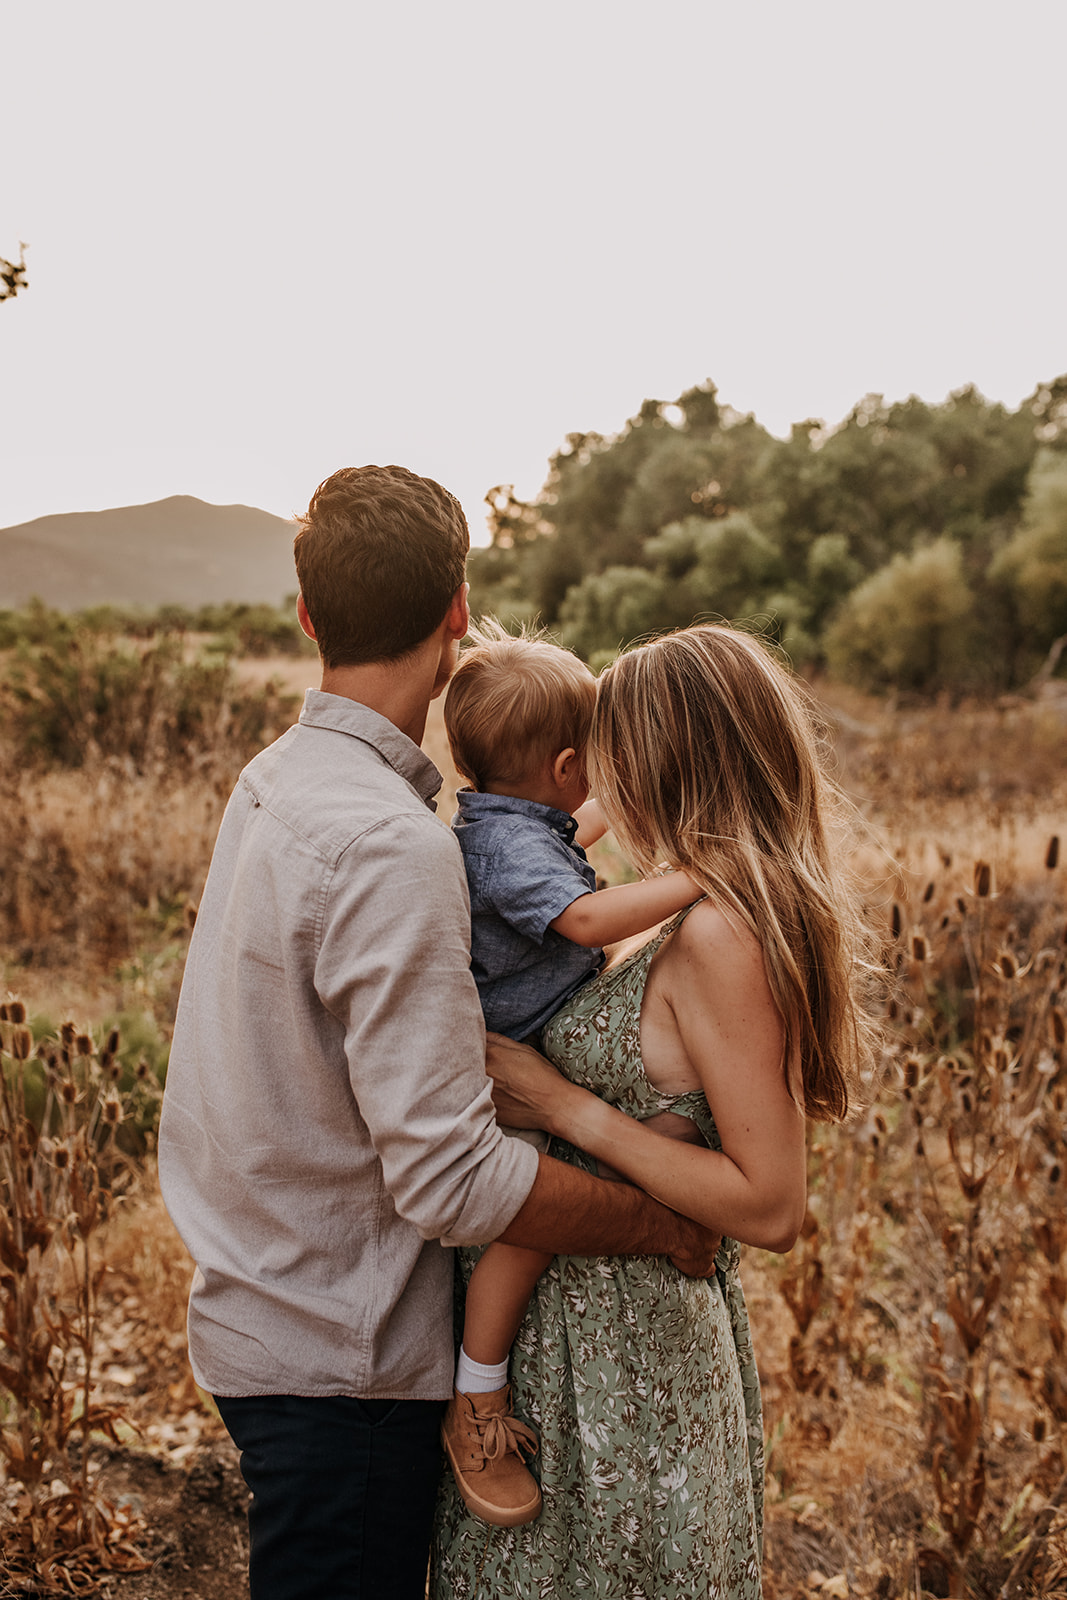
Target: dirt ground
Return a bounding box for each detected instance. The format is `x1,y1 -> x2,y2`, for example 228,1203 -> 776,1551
94,1440 -> 249,1600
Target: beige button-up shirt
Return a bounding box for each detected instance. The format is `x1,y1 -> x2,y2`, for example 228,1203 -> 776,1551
159,690 -> 538,1401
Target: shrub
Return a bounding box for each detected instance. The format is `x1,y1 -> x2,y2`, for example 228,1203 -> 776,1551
1,629 -> 298,772
824,537 -> 978,693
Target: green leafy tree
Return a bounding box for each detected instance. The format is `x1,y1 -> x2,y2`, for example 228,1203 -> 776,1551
991,450 -> 1067,649
557,566 -> 673,663
645,512 -> 783,625
824,537 -> 978,693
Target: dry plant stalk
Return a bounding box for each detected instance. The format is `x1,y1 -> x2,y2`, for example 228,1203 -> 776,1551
0,1003 -> 158,1592
892,841 -> 1067,1595
766,833 -> 1067,1597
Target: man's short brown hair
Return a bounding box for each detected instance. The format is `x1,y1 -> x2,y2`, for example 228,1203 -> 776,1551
444,621 -> 597,792
294,465 -> 470,667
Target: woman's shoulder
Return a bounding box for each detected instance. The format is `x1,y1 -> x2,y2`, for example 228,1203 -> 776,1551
661,898 -> 770,997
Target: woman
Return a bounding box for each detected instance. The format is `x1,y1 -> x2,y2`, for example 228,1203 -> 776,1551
432,623 -> 875,1599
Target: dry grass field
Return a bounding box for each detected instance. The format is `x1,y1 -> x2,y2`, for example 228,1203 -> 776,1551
1,643 -> 1066,1598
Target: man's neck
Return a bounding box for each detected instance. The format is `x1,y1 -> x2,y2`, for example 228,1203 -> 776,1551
318,649 -> 439,746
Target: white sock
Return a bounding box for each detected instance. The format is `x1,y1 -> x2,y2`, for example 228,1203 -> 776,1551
455,1346 -> 509,1395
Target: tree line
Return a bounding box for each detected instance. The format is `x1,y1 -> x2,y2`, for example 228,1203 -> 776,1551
470,377 -> 1067,695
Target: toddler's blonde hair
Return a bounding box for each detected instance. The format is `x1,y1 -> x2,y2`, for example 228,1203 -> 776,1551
444,620 -> 596,792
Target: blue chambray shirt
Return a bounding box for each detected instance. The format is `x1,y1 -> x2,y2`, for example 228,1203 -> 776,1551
452,789 -> 604,1040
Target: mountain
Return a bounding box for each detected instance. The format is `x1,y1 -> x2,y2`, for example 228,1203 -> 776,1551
0,497 -> 301,610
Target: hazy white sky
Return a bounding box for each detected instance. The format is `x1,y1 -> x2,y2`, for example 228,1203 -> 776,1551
3,0 -> 1065,544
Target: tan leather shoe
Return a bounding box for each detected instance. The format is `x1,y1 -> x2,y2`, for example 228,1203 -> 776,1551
441,1384 -> 542,1526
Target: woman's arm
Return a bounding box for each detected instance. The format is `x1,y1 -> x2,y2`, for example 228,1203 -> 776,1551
486,906 -> 807,1253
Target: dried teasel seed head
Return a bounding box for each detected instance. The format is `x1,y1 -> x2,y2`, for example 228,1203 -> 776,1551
1050,1009 -> 1067,1048
1051,1163 -> 1062,1186
956,896 -> 967,916
995,951 -> 1018,980
891,903 -> 902,940
135,1059 -> 150,1081
974,860 -> 993,898
940,914 -> 951,930
874,1112 -> 888,1135
1048,836 -> 1060,871
75,1034 -> 92,1057
0,1003 -> 7,1023
185,900 -> 198,931
9,1001 -> 26,1025
13,1027 -> 32,1061
108,1059 -> 122,1081
962,1092 -> 973,1114
106,1027 -> 120,1056
915,1137 -> 925,1157
923,880 -> 936,904
887,997 -> 899,1020
1034,1415 -> 1047,1442
102,1096 -> 122,1126
904,1057 -> 921,1089
60,1081 -> 78,1105
910,930 -> 928,962
53,1143 -> 70,1170
60,1021 -> 76,1047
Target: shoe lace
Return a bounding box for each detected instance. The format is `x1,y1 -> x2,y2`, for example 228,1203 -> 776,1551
476,1409 -> 538,1463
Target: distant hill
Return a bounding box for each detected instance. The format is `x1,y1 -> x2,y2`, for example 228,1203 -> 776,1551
0,497 -> 300,610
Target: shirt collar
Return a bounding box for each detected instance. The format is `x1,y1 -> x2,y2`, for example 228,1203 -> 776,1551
298,689 -> 443,808
453,787 -> 579,843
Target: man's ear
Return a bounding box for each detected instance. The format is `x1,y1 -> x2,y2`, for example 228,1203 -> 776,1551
445,582 -> 471,643
296,594 -> 317,642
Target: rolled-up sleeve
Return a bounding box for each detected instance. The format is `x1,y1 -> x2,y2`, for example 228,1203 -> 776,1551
314,813 -> 539,1247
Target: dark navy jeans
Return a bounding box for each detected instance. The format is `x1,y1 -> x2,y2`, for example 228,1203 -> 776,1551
215,1393 -> 446,1599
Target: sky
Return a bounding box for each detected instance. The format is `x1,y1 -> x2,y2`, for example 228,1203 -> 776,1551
2,0 -> 1065,545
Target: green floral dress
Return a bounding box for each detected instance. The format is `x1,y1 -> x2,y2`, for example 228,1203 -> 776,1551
431,913 -> 765,1599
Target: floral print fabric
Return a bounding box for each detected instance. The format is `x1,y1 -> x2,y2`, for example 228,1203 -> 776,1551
431,914 -> 765,1599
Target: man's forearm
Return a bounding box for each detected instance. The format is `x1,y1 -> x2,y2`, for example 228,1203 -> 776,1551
496,1151 -> 715,1271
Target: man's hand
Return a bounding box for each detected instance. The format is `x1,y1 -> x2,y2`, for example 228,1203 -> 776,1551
667,1216 -> 722,1279
485,1033 -> 578,1139
487,1033 -> 723,1277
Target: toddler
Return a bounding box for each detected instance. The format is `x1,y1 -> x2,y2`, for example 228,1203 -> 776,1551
440,623 -> 700,1526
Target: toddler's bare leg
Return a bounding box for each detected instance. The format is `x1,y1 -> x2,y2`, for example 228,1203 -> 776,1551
444,1243 -> 551,1525
462,1241 -> 553,1365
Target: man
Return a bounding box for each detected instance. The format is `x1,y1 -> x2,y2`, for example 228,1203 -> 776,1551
159,464 -> 717,1599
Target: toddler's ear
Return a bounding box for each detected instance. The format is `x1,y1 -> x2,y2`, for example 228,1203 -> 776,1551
550,747 -> 579,790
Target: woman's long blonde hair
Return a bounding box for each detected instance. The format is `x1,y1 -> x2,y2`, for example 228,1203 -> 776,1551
589,624 -> 876,1122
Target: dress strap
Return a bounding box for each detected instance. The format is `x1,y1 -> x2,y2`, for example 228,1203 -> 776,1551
614,896 -> 706,983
